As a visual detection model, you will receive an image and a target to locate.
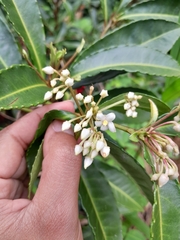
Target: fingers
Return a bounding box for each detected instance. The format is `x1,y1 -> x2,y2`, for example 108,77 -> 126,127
0,101 -> 74,179
33,120 -> 82,215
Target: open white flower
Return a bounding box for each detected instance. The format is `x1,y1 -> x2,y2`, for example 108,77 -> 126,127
95,112 -> 116,132
100,89 -> 108,98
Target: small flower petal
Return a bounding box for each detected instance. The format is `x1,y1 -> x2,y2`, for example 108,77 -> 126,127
106,113 -> 116,122
108,122 -> 116,132
95,120 -> 102,127
96,112 -> 104,120
158,174 -> 169,187
84,95 -> 93,103
84,157 -> 93,169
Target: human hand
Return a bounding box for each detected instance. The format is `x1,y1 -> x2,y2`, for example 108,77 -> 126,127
0,102 -> 83,240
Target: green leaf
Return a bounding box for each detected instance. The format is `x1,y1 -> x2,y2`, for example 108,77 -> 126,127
162,78 -> 180,103
125,213 -> 150,239
0,65 -> 49,110
151,181 -> 180,240
0,19 -> 21,69
26,110 -> 76,172
125,229 -> 146,240
171,38 -> 180,64
105,135 -> 154,204
1,0 -> 46,75
100,0 -> 115,23
95,161 -> 147,214
70,45 -> 180,79
99,92 -> 170,117
82,225 -> 95,240
121,0 -> 180,23
28,141 -> 43,199
79,163 -> 122,240
75,20 -> 180,58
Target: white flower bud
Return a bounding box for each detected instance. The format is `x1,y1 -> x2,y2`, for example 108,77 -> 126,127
100,146 -> 110,158
52,87 -> 60,94
86,108 -> 93,118
65,77 -> 74,87
158,174 -> 169,187
174,115 -> 180,122
62,121 -> 71,131
74,123 -> 82,132
127,92 -> 135,99
96,140 -> 104,152
81,128 -> 91,140
50,79 -> 57,87
61,69 -> 70,77
82,120 -> 88,128
75,145 -> 83,155
132,111 -> 138,118
100,89 -> 108,98
91,150 -> 98,158
42,66 -> 54,75
131,100 -> 138,106
83,147 -> 90,156
84,140 -> 92,148
124,103 -> 131,110
44,91 -> 53,101
84,157 -> 93,169
55,91 -> 64,100
168,168 -> 175,176
126,109 -> 133,117
173,123 -> 180,132
84,95 -> 92,103
76,93 -> 84,101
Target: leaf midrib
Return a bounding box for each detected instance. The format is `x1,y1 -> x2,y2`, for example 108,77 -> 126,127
121,13 -> 178,21
0,83 -> 45,101
11,0 -> 42,72
81,175 -> 107,240
109,181 -> 143,211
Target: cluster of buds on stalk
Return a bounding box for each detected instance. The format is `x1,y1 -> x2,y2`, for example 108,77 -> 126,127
124,92 -> 142,118
61,86 -> 117,169
131,101 -> 180,187
43,67 -> 74,101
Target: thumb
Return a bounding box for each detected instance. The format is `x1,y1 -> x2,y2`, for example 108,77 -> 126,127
33,120 -> 82,213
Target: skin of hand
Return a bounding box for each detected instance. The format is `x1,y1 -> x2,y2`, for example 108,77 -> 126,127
0,101 -> 83,240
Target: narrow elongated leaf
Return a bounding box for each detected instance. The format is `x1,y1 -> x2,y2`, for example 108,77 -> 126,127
125,229 -> 146,240
171,38 -> 180,64
104,134 -> 153,204
121,0 -> 180,23
28,141 -> 43,198
1,0 -> 46,74
75,20 -> 180,59
95,161 -> 147,214
26,110 -> 76,171
79,163 -> 122,240
151,181 -> 180,240
0,65 -> 49,110
100,0 -> 115,23
0,19 -> 21,69
70,45 -> 180,79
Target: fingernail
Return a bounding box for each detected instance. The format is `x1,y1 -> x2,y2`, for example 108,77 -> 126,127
52,120 -> 74,136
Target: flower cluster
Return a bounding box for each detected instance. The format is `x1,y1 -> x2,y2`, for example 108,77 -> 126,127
62,87 -> 116,168
43,66 -> 74,101
145,129 -> 179,187
124,92 -> 142,118
75,129 -> 110,169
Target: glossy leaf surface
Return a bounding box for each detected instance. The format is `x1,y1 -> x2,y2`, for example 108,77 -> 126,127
1,0 -> 46,75
0,65 -> 49,110
96,161 -> 147,214
79,163 -> 122,240
105,135 -> 153,204
151,181 -> 180,240
70,45 -> 180,79
0,19 -> 21,69
121,0 -> 180,23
